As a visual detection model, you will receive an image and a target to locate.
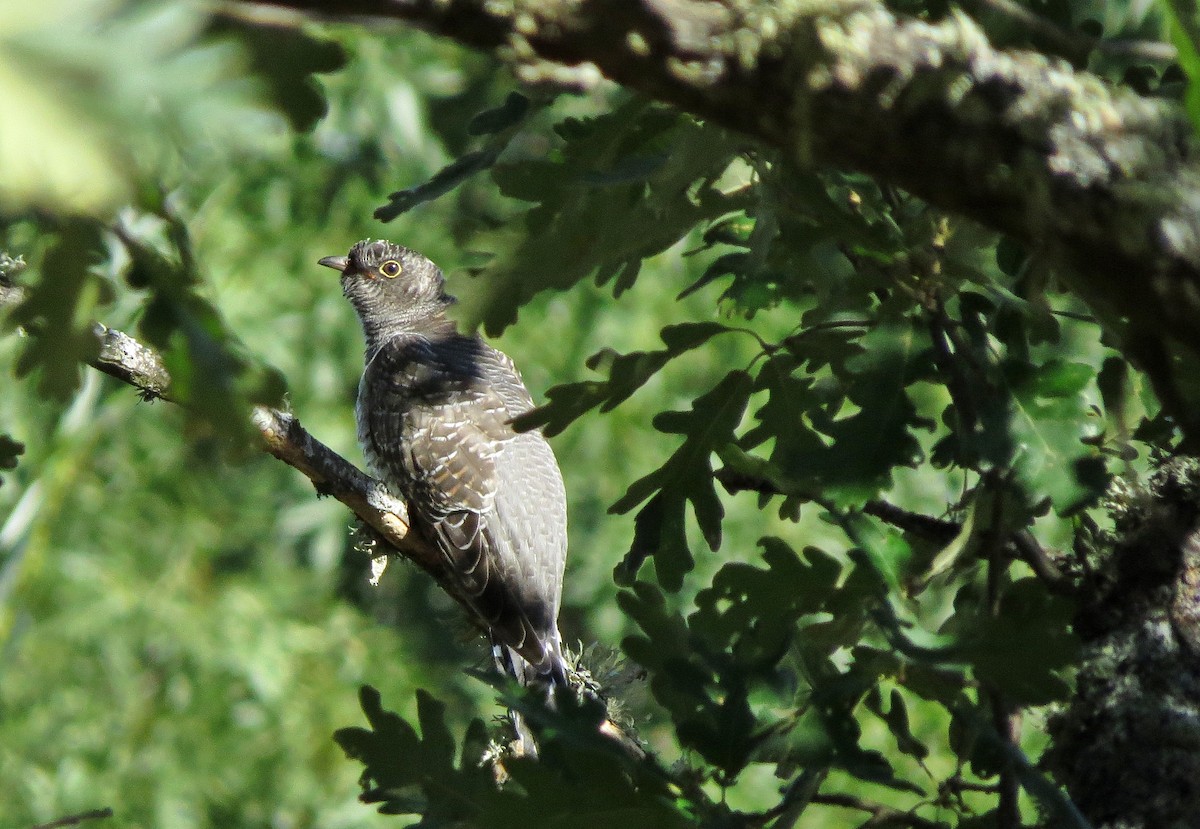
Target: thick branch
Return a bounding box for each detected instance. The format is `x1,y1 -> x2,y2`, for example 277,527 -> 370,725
244,0 -> 1200,433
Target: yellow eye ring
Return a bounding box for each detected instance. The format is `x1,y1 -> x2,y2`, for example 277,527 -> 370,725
380,260 -> 402,278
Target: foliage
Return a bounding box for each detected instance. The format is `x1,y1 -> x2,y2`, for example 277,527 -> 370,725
0,0 -> 1189,828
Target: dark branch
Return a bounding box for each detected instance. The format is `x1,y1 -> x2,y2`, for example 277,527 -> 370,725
719,466 -> 1077,593
29,809 -> 114,829
809,792 -> 942,828
863,499 -> 959,544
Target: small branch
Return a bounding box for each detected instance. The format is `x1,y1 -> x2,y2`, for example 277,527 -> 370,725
720,475 -> 1080,596
714,467 -> 785,496
91,323 -> 172,400
0,282 -> 443,586
988,687 -> 1023,829
940,775 -> 1001,796
809,792 -> 941,828
29,809 -> 114,829
863,499 -> 959,544
1012,529 -> 1073,595
743,768 -> 827,828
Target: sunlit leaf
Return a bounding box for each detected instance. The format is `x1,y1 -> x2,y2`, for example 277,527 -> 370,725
465,103 -> 740,333
516,322 -> 733,437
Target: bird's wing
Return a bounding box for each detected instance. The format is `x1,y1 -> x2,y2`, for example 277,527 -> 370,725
362,337 -> 565,675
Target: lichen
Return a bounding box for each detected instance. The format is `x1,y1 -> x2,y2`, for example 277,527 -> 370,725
1045,458 -> 1200,828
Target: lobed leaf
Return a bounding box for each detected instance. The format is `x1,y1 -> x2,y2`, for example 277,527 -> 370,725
515,321 -> 733,437
611,370 -> 754,589
464,103 -> 741,334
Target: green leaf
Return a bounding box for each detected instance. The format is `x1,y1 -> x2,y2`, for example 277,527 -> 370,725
375,149 -> 500,222
1004,358 -> 1107,513
954,578 -> 1078,705
0,433 -> 24,487
205,16 -> 345,132
735,320 -> 932,509
800,320 -> 931,506
865,688 -> 930,761
465,103 -> 740,334
10,219 -> 109,400
618,582 -> 762,777
840,512 -> 917,594
515,322 -> 733,437
335,686 -> 496,823
1161,0 -> 1200,132
611,370 -> 754,589
690,538 -> 843,665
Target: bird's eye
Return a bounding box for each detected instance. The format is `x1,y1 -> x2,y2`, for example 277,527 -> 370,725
380,260 -> 402,278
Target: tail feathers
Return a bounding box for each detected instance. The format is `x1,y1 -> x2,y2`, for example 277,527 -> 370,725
491,639 -> 647,762
493,639 -> 566,758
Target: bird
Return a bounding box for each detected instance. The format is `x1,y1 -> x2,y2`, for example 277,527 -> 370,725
319,240 -> 568,754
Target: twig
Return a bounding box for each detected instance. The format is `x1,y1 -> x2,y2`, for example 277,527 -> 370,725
91,323 -> 172,401
29,809 -> 114,829
720,463 -> 1077,594
940,775 -> 1001,796
863,500 -> 959,544
1012,529 -> 1072,594
989,687 -> 1022,829
809,792 -> 941,828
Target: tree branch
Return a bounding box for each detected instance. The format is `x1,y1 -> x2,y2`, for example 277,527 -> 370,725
242,0 -> 1200,436
0,281 -> 441,579
809,792 -> 942,828
29,809 -> 114,829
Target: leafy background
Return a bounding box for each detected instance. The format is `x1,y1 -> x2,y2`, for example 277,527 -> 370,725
0,0 -> 1182,827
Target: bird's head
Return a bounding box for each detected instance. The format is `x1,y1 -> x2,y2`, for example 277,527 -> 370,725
319,240 -> 455,342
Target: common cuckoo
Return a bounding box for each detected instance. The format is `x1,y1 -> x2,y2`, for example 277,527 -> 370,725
320,240 -> 568,751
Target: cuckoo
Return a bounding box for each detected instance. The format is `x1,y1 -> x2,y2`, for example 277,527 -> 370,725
320,240 -> 568,752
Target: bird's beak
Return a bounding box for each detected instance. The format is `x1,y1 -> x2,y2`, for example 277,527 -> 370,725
318,255 -> 349,273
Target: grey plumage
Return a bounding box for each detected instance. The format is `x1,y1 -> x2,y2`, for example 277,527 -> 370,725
320,240 -> 569,702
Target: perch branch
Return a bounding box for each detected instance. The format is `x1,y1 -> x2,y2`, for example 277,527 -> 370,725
0,282 -> 439,574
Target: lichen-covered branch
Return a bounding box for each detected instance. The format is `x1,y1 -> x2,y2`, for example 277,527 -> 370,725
91,324 -> 173,401
0,278 -> 438,576
1045,459 -> 1200,828
242,0 -> 1200,435
249,405 -> 441,572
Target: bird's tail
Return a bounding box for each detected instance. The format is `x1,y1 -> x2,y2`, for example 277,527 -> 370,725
493,638 -> 566,758
492,639 -> 646,761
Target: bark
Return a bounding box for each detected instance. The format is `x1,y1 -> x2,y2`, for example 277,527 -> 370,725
1045,458 -> 1200,829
